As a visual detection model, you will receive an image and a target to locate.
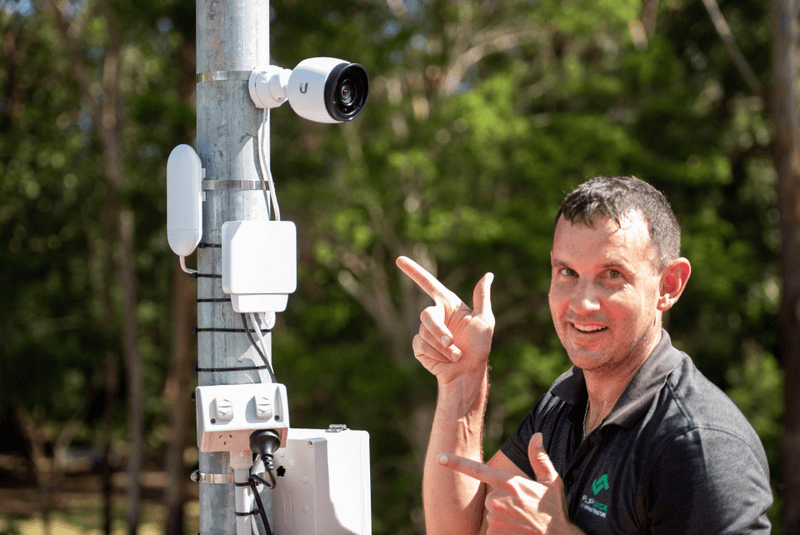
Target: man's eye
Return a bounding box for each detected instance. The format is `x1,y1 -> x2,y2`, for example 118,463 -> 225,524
608,270 -> 622,279
560,268 -> 576,277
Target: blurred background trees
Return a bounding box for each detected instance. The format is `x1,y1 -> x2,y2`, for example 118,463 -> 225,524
0,0 -> 792,533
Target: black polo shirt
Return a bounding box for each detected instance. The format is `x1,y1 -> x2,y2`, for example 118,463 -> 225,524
500,330 -> 772,534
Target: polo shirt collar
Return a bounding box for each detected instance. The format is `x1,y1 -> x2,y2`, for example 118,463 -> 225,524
551,329 -> 683,429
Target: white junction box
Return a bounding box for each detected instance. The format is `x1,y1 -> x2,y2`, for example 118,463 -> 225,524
195,383 -> 290,452
221,220 -> 297,314
273,427 -> 371,535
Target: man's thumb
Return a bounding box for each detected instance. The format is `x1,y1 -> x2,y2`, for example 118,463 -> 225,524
528,432 -> 558,484
472,272 -> 494,321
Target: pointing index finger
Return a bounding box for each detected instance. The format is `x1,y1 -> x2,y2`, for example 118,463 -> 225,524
396,256 -> 455,305
437,453 -> 513,488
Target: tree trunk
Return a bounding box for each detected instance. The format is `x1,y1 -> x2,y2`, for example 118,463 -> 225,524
119,208 -> 143,535
771,0 -> 800,531
102,349 -> 119,535
51,4 -> 143,531
164,31 -> 197,535
164,257 -> 196,535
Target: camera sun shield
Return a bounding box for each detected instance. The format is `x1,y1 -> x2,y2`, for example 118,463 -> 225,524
324,62 -> 369,122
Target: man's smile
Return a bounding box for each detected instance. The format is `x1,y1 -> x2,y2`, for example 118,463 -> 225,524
570,322 -> 608,334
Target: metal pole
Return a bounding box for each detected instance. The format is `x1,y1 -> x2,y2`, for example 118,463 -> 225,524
196,1 -> 272,533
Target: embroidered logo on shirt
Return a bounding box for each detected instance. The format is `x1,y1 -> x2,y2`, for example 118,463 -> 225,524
581,474 -> 611,519
581,495 -> 608,517
592,473 -> 609,495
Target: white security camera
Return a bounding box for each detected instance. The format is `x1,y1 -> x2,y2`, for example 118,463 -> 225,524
249,57 -> 369,124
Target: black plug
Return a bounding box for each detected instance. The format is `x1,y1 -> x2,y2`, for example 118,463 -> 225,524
249,429 -> 281,457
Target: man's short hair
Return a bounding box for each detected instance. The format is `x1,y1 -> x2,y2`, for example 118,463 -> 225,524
554,176 -> 681,270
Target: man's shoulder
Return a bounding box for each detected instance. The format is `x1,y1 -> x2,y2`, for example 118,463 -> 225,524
649,350 -> 767,465
663,352 -> 753,430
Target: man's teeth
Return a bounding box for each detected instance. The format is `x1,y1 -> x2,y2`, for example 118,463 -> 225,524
574,324 -> 606,333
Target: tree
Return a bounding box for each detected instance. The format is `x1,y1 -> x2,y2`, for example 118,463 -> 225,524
266,0 -> 782,531
770,0 -> 800,529
0,0 -> 787,533
1,1 -> 192,532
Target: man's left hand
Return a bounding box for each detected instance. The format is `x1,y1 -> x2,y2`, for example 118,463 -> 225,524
437,433 -> 584,535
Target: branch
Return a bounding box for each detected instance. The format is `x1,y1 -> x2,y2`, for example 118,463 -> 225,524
641,0 -> 660,36
700,0 -> 765,99
49,0 -> 101,122
50,0 -> 125,190
441,27 -> 541,95
384,0 -> 409,22
98,1 -> 124,190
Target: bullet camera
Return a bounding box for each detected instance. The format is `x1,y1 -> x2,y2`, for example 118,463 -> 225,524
249,57 -> 369,124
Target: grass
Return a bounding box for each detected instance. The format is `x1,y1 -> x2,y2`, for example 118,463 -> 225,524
0,498 -> 200,535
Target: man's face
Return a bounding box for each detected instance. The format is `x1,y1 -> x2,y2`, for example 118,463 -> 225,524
549,212 -> 663,374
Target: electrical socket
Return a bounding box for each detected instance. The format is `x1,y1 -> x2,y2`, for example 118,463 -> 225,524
195,383 -> 290,453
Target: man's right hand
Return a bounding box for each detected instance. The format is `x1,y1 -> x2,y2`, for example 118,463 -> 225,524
396,256 -> 495,385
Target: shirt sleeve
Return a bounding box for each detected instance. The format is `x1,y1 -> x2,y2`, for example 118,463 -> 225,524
500,408 -> 538,480
647,427 -> 772,534
499,388 -> 577,482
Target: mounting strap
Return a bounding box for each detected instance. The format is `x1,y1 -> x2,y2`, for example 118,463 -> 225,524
191,470 -> 233,484
196,71 -> 251,83
203,180 -> 268,191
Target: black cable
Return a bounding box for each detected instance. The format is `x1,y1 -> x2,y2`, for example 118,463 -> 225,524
193,365 -> 268,373
193,327 -> 267,333
249,476 -> 274,535
241,314 -> 277,383
250,472 -> 275,489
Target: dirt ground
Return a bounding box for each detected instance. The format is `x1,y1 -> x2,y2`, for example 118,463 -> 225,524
0,452 -> 200,535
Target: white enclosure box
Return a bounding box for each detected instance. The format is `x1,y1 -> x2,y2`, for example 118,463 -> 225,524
273,427 -> 371,535
166,144 -> 204,257
195,383 -> 290,452
221,220 -> 297,313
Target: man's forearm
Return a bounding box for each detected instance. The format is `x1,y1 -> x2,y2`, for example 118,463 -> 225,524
423,370 -> 490,535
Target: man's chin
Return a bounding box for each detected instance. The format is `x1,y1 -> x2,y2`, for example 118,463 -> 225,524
565,348 -> 610,371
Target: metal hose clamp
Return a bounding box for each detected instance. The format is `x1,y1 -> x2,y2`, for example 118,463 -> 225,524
191,469 -> 234,484
196,71 -> 252,83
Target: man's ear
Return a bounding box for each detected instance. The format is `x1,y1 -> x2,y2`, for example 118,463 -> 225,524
657,258 -> 691,311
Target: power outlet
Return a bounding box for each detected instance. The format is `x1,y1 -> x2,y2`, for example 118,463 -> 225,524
195,383 -> 290,452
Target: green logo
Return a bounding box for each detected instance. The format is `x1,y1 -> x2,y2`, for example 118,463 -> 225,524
592,474 -> 609,495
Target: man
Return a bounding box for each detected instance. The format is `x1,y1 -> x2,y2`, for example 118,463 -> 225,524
397,176 -> 772,534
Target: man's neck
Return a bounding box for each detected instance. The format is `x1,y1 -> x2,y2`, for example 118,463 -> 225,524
583,327 -> 663,433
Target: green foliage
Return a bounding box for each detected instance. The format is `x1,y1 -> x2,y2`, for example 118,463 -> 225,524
0,0 -> 783,532
726,346 -> 784,532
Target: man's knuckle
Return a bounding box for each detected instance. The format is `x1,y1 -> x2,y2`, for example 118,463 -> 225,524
421,306 -> 438,322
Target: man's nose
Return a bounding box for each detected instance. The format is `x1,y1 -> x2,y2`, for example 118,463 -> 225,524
570,279 -> 601,313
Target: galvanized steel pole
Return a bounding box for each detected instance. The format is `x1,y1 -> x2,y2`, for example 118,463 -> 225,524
196,1 -> 272,533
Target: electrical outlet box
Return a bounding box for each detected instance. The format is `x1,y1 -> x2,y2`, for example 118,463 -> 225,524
195,383 -> 290,452
273,427 -> 371,535
221,220 -> 297,313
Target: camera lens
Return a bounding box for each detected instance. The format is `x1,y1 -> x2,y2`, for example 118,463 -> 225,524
338,80 -> 357,107
335,77 -> 360,113
325,63 -> 369,122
